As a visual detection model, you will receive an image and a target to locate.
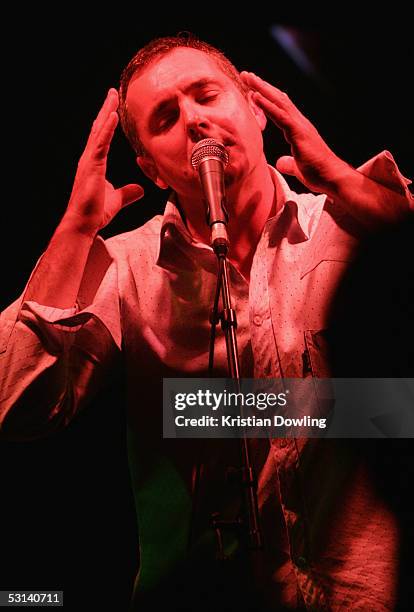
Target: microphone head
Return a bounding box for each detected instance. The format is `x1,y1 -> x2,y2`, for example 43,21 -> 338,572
191,138 -> 229,170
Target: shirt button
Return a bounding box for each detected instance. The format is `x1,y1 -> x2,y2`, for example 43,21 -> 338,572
279,439 -> 287,448
253,314 -> 263,326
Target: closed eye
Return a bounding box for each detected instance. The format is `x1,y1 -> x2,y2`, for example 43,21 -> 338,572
156,95 -> 218,131
158,109 -> 179,131
197,93 -> 218,104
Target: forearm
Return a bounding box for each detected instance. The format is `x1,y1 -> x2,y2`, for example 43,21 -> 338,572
24,214 -> 97,309
325,163 -> 413,229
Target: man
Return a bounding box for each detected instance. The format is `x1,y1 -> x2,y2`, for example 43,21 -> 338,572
1,35 -> 412,610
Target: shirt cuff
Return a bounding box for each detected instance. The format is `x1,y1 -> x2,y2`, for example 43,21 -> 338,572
18,299 -> 122,352
357,150 -> 414,208
20,301 -> 86,332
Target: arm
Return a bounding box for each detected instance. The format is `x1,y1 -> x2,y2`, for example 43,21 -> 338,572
240,71 -> 413,229
0,89 -> 143,439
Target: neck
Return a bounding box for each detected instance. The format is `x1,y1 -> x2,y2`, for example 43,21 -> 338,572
178,159 -> 277,282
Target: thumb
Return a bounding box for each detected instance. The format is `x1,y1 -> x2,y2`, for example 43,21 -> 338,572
275,156 -> 299,177
119,184 -> 145,208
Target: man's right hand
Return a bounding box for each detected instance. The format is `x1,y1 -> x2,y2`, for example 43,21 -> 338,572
20,90 -> 144,309
64,88 -> 144,236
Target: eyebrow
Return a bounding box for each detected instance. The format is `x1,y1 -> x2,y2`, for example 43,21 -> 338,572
148,78 -> 221,127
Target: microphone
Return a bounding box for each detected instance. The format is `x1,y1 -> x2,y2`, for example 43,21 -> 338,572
191,138 -> 230,255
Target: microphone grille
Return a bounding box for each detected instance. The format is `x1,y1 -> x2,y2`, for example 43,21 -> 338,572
191,138 -> 229,169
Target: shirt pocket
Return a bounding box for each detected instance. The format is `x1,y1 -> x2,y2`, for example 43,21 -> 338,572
300,242 -> 357,330
300,243 -> 354,280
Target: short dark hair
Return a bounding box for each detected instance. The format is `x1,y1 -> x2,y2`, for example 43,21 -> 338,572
118,33 -> 248,156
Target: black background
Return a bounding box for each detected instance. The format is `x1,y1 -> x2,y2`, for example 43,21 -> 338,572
1,16 -> 413,611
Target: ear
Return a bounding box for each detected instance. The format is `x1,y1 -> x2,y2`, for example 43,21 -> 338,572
247,90 -> 267,131
136,155 -> 169,190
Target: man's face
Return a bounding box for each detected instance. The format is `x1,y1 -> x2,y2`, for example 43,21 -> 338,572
125,47 -> 266,200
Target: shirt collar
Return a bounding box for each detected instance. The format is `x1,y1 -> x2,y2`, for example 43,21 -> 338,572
156,192 -> 215,272
267,166 -> 326,241
156,166 -> 327,269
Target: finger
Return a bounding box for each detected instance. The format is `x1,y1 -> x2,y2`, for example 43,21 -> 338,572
94,89 -> 119,140
93,88 -> 118,133
252,91 -> 293,135
240,72 -> 289,108
93,111 -> 119,161
86,88 -> 118,148
117,184 -> 145,207
276,156 -> 299,177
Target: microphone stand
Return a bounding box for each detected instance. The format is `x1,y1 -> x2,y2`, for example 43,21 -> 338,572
208,237 -> 263,567
190,139 -> 264,601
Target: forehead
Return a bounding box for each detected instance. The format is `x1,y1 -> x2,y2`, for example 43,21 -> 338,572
127,47 -> 233,107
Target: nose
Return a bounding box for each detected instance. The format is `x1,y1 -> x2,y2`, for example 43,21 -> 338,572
181,100 -> 211,143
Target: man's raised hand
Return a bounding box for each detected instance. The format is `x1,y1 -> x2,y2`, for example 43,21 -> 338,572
65,88 -> 144,236
240,71 -> 349,195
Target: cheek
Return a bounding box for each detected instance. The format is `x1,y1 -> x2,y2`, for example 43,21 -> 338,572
153,149 -> 198,189
146,139 -> 186,174
233,122 -> 263,163
228,103 -> 263,143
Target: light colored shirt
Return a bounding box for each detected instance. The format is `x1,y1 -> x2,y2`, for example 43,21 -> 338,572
1,150 -> 412,610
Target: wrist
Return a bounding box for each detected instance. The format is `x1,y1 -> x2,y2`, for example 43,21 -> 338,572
322,160 -> 359,200
59,211 -> 100,239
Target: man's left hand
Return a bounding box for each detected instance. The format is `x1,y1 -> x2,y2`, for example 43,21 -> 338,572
240,71 -> 349,195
